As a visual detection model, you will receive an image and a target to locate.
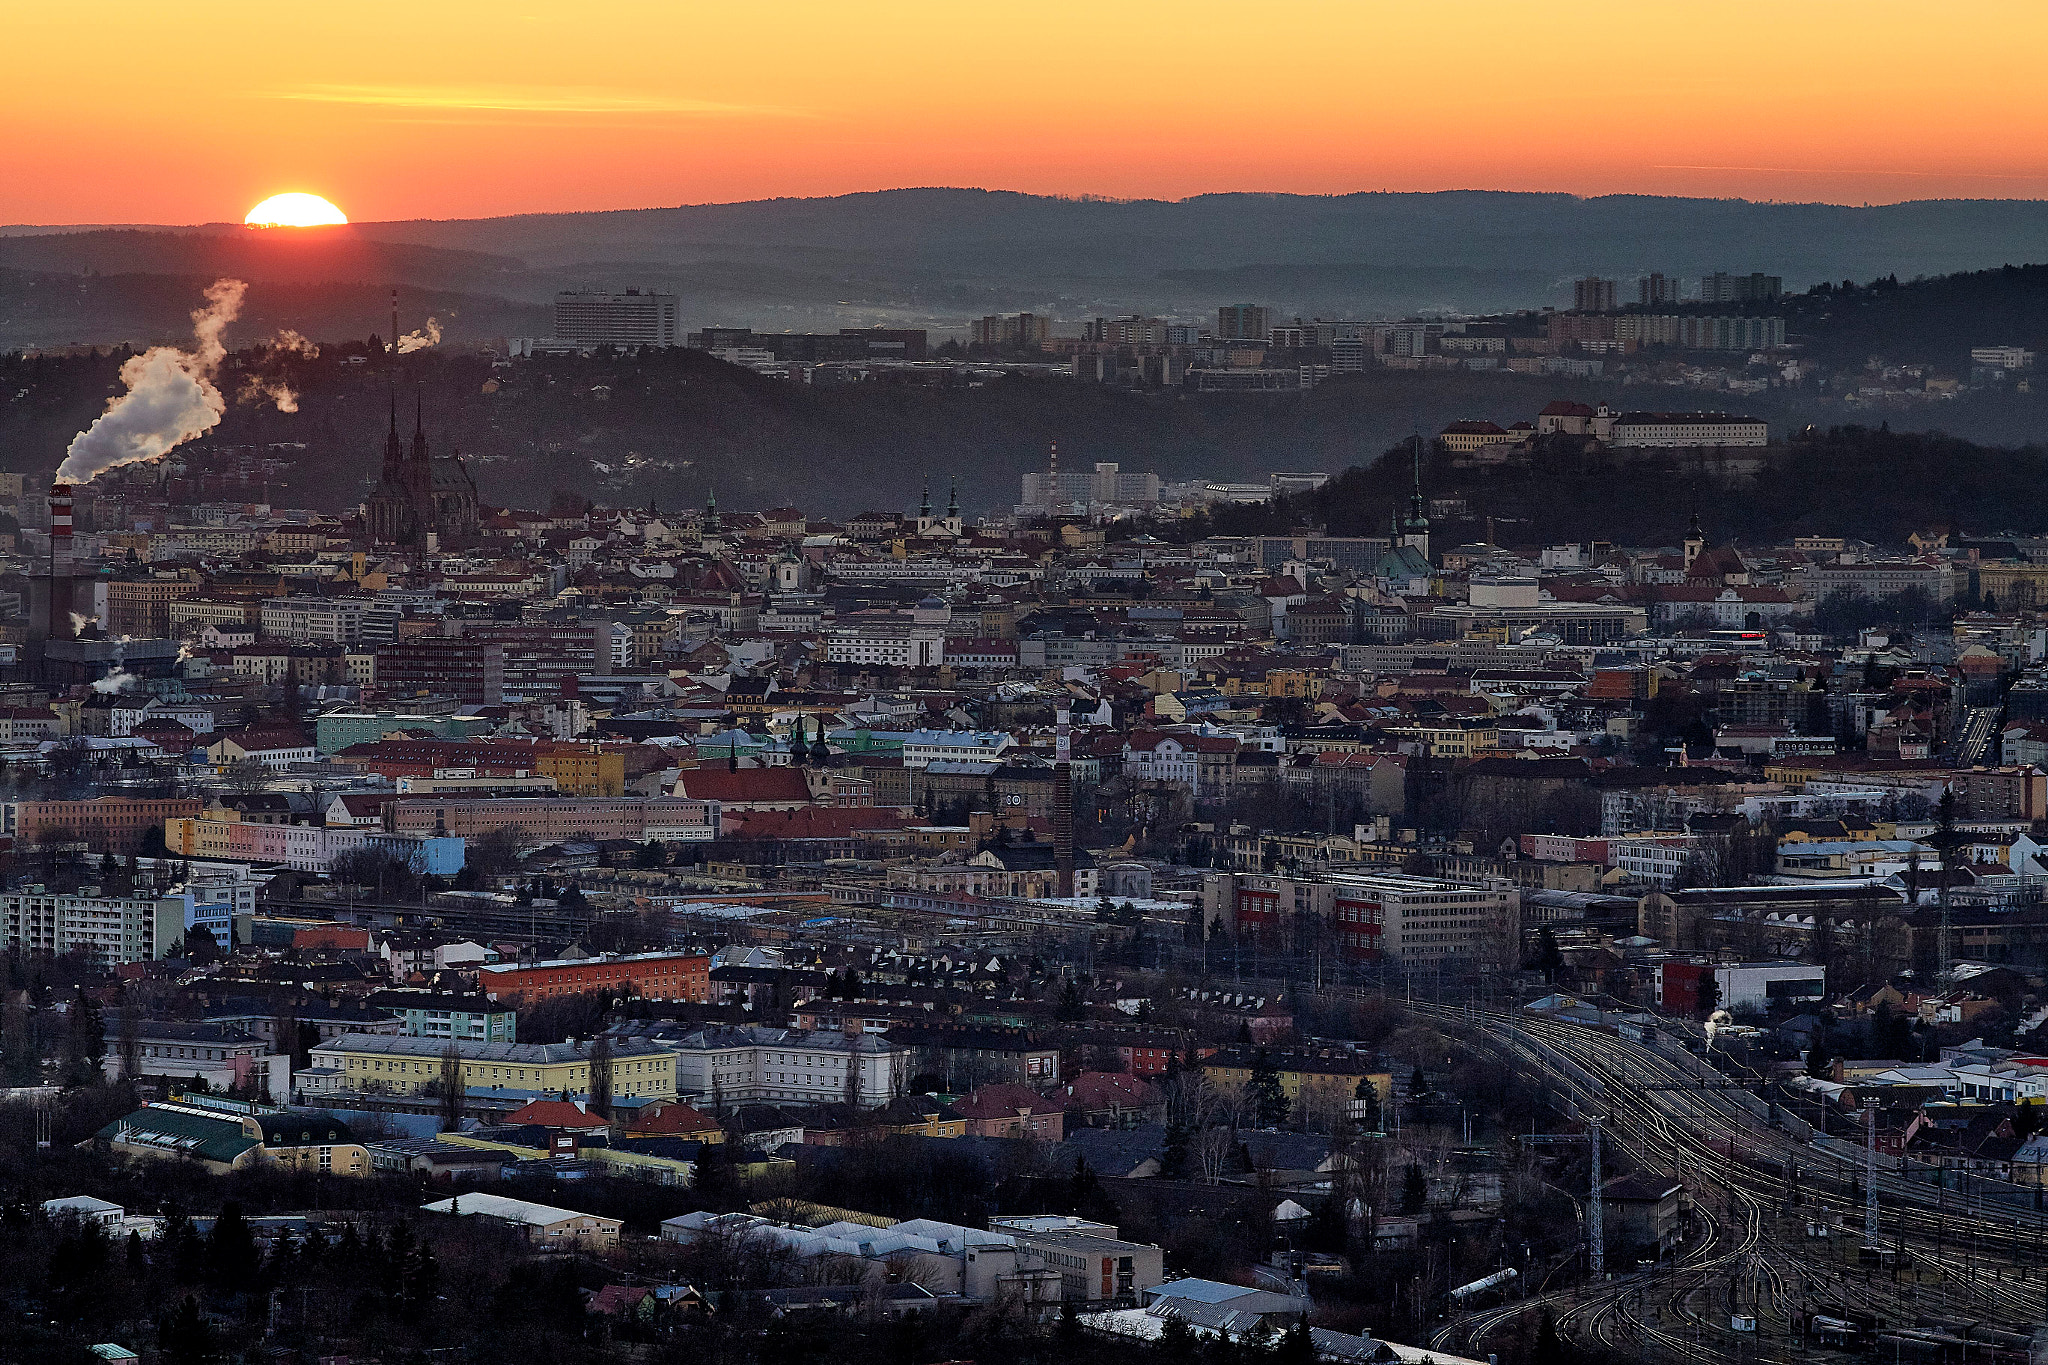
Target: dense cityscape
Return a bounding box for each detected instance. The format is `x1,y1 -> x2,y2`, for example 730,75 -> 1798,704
0,275 -> 2046,1365
16,6 -> 2048,1365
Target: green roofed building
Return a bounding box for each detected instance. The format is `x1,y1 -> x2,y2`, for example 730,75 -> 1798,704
95,1097 -> 370,1176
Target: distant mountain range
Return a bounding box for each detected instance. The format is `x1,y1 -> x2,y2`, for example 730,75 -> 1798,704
11,189 -> 2048,348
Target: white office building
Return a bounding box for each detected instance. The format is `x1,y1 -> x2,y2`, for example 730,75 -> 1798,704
626,1023 -> 911,1108
900,729 -> 1017,769
1608,413 -> 1768,448
552,289 -> 679,348
259,596 -> 370,643
822,623 -> 947,668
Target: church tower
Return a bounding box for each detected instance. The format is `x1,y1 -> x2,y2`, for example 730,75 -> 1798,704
1683,511 -> 1706,569
942,477 -> 963,536
1399,434 -> 1431,562
914,476 -> 936,535
381,389 -> 403,485
404,389 -> 434,513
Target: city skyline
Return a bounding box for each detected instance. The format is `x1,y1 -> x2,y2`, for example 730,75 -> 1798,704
8,1 -> 2048,224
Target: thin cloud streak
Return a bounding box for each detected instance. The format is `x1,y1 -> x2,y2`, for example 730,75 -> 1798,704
1655,163 -> 2048,181
271,84 -> 792,117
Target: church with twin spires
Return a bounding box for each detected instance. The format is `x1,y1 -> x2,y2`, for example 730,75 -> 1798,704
365,392 -> 480,547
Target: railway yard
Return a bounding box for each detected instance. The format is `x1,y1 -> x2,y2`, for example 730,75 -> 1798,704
1422,1000 -> 2048,1363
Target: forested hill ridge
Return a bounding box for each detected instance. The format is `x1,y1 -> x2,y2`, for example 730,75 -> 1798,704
2,337 -> 2042,539
1181,425 -> 2048,550
1776,263 -> 2048,368
15,190 -> 2048,338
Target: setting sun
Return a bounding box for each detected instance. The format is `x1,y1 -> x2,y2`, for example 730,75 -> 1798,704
243,191 -> 347,227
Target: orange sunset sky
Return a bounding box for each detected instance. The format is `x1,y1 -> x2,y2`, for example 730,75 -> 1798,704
5,1 -> 2044,224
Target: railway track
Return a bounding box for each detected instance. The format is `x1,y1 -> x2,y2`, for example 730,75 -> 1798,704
1412,1000 -> 2048,1362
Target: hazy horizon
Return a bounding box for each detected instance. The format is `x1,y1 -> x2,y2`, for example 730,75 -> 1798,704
18,183 -> 2048,234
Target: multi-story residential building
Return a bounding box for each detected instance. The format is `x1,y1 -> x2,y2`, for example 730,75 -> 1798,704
0,707 -> 63,744
553,288 -> 678,348
900,729 -> 1016,769
970,312 -> 1053,347
822,622 -> 946,667
1609,835 -> 1706,889
102,575 -> 199,636
260,596 -> 370,643
1699,271 -> 1782,303
107,699 -> 216,739
1971,345 -> 2035,371
450,623 -> 608,699
1572,276 -> 1618,312
1,796 -> 202,854
167,595 -> 264,632
306,1033 -> 679,1104
371,637 -> 506,704
1380,720 -> 1500,758
0,887 -> 200,963
1202,870 -> 1519,964
163,817 -> 464,875
618,1022 -> 912,1108
1801,558 -> 1956,606
384,796 -> 718,846
1638,272 -> 1681,305
1120,730 -> 1238,796
478,951 -> 711,1005
1197,1047 -> 1391,1122
1216,303 -> 1270,341
105,1020 -> 292,1097
365,991 -> 518,1042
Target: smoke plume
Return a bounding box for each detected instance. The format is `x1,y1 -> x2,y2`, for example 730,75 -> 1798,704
269,329 -> 319,356
57,278 -> 246,485
394,317 -> 442,353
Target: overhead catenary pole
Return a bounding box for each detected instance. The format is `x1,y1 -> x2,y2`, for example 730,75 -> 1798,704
1588,1113 -> 1606,1279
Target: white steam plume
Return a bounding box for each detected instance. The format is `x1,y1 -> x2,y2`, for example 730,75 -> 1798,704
238,374 -> 300,413
57,278 -> 246,484
394,317 -> 442,354
235,327 -> 319,411
92,636 -> 134,694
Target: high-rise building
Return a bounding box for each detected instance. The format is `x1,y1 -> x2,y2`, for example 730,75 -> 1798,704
372,636 -> 507,705
1637,273 -> 1681,306
1216,303 -> 1270,341
1086,316 -> 1169,346
1699,272 -> 1783,304
1573,277 -> 1618,312
552,289 -> 680,348
970,313 -> 1052,347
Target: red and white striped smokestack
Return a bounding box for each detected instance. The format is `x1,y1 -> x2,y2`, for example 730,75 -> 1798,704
49,482 -> 72,562
47,481 -> 74,641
